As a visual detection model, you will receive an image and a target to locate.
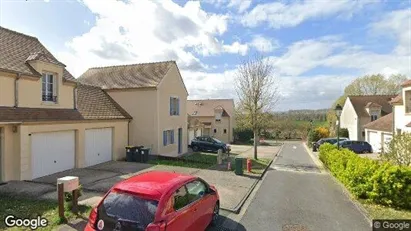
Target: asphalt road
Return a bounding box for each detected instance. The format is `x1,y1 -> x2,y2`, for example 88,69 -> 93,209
239,142 -> 371,231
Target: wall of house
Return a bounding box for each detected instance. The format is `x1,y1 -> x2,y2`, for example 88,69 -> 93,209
358,116 -> 371,141
0,125 -> 21,181
0,72 -> 16,107
18,61 -> 75,109
393,86 -> 411,134
340,98 -> 358,140
157,64 -> 188,156
108,89 -> 158,153
190,116 -> 231,143
16,120 -> 128,180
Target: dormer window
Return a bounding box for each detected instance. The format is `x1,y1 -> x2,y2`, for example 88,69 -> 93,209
42,73 -> 57,102
371,114 -> 378,121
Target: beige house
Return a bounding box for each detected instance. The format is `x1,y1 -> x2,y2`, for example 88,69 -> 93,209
0,27 -> 130,181
364,113 -> 393,153
340,95 -> 396,141
187,99 -> 235,143
79,61 -> 188,157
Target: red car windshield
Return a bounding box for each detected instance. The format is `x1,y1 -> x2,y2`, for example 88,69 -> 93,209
98,191 -> 158,231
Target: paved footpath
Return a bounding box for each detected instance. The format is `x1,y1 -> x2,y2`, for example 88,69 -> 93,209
239,142 -> 371,231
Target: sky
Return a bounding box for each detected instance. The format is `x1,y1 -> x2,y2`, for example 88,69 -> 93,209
0,0 -> 410,111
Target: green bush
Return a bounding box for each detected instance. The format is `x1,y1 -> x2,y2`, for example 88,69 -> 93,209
339,128 -> 349,138
234,128 -> 253,143
319,143 -> 411,210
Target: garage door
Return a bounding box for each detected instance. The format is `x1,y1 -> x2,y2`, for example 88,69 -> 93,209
382,133 -> 393,153
188,130 -> 195,145
31,131 -> 75,179
85,128 -> 112,167
368,131 -> 380,153
195,129 -> 202,138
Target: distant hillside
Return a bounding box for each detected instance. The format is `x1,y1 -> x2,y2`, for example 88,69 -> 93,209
273,109 -> 328,121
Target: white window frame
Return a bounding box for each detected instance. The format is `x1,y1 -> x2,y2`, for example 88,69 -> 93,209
42,72 -> 57,103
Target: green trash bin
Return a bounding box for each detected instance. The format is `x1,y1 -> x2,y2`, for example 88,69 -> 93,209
140,148 -> 150,163
125,146 -> 136,162
235,158 -> 243,175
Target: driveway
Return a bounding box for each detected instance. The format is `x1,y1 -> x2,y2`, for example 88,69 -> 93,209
240,142 -> 370,231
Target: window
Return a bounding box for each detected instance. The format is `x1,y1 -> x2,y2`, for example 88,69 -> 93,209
186,180 -> 207,203
170,97 -> 180,116
406,91 -> 411,113
102,192 -> 158,230
42,73 -> 56,102
163,130 -> 174,146
173,186 -> 189,211
224,129 -> 227,134
371,114 -> 378,121
362,131 -> 365,137
213,128 -> 217,133
397,129 -> 402,135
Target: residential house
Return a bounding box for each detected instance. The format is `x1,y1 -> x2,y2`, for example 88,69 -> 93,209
0,27 -> 131,181
187,114 -> 205,145
363,113 -> 393,153
79,61 -> 188,157
340,95 -> 396,141
187,99 -> 235,143
391,79 -> 411,135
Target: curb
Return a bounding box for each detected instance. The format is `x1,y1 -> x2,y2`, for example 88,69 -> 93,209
303,143 -> 372,226
221,143 -> 284,214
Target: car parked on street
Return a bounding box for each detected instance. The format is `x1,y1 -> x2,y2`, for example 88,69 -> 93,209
191,136 -> 231,153
85,171 -> 220,231
335,140 -> 373,154
312,137 -> 349,152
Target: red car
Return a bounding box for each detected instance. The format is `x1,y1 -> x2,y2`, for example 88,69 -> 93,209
85,171 -> 220,231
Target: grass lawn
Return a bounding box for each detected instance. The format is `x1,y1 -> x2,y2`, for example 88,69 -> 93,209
148,152 -> 217,169
359,200 -> 411,219
0,194 -> 92,230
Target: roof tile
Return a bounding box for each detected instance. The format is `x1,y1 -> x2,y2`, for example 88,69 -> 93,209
187,99 -> 235,117
348,95 -> 396,117
0,27 -> 76,82
78,61 -> 174,89
364,113 -> 393,132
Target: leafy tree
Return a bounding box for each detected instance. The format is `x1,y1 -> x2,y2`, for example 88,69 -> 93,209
235,54 -> 280,159
382,133 -> 411,166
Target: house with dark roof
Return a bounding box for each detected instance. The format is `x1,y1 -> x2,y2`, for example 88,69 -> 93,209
363,113 -> 393,153
391,79 -> 411,135
0,27 -> 131,181
187,99 -> 235,143
79,61 -> 189,157
340,95 -> 396,142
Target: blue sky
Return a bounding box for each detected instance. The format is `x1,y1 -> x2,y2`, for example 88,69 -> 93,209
1,0 -> 410,111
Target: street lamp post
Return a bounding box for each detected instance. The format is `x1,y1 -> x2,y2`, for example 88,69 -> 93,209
335,104 -> 343,150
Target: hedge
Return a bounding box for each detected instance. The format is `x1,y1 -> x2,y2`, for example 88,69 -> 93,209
319,143 -> 411,210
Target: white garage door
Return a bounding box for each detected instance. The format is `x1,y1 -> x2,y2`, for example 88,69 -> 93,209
382,133 -> 393,152
85,128 -> 112,167
31,131 -> 75,179
195,129 -> 202,138
188,130 -> 195,145
368,131 -> 380,153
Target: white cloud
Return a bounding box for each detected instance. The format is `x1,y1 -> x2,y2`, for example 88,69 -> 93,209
250,35 -> 279,53
58,0 -> 244,76
242,0 -> 379,28
371,8 -> 411,55
227,0 -> 252,13
206,0 -> 252,13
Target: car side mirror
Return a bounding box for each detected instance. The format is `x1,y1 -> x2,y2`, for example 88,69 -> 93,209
208,188 -> 216,195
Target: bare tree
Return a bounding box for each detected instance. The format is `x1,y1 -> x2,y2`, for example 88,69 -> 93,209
234,54 -> 280,159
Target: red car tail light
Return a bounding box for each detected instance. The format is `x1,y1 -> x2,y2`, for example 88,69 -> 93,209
88,207 -> 98,227
146,222 -> 166,231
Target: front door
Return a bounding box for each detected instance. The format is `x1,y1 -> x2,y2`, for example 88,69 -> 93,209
178,128 -> 182,154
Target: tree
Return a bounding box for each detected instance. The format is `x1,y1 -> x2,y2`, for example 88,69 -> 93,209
382,133 -> 411,166
328,74 -> 407,133
235,54 -> 280,159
